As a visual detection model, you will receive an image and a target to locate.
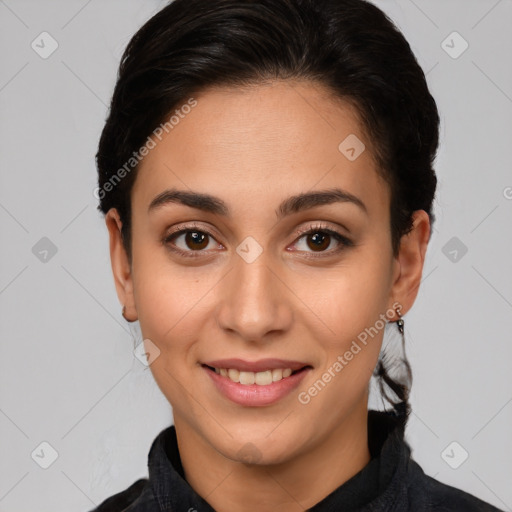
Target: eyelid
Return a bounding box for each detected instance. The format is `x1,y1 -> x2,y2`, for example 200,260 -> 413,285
164,221 -> 219,240
292,221 -> 351,240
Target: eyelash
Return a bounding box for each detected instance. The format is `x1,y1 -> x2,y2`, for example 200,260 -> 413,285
162,222 -> 353,259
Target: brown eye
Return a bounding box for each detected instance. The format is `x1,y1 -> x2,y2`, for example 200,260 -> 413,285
305,232 -> 331,252
183,231 -> 209,250
292,225 -> 353,257
164,228 -> 218,257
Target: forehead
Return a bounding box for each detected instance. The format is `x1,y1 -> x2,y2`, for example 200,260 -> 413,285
132,80 -> 389,219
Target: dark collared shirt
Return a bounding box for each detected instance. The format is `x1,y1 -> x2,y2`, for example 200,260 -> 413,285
89,409 -> 504,511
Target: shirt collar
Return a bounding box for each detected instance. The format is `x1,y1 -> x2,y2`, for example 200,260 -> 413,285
147,409 -> 410,511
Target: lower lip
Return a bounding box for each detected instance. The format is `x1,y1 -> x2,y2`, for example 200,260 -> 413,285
203,366 -> 311,407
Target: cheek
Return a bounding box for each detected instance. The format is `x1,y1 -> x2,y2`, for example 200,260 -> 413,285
297,269 -> 392,419
134,270 -> 201,352
132,267 -> 206,409
299,250 -> 393,406
131,247 -> 223,381
130,232 -> 207,334
303,248 -> 393,341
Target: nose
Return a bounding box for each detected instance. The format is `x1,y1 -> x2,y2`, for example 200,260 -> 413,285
214,251 -> 293,343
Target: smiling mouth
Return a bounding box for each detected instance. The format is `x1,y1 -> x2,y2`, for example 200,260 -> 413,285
202,364 -> 310,386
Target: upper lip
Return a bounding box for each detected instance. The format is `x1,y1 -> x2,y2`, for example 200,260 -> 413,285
203,358 -> 310,372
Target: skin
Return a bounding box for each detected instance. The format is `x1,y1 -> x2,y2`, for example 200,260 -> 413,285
105,80 -> 430,511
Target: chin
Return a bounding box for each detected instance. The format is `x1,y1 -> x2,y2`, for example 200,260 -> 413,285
212,426 -> 307,467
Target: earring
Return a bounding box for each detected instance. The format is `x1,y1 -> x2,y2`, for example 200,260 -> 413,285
394,305 -> 411,419
395,306 -> 404,336
396,311 -> 405,336
122,305 -> 130,321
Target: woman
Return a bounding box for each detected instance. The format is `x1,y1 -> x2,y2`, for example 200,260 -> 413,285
92,0 -> 503,510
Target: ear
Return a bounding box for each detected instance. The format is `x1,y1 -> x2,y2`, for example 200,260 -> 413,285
105,208 -> 137,322
388,209 -> 431,318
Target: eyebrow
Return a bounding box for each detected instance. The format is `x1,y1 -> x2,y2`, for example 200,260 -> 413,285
147,187 -> 367,219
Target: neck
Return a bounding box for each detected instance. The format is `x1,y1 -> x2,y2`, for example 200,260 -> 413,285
174,400 -> 372,511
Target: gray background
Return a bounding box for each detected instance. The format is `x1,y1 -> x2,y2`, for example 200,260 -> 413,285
0,0 -> 511,510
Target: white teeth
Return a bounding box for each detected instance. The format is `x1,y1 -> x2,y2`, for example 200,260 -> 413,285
239,371 -> 255,385
272,369 -> 283,381
214,367 -> 296,385
228,369 -> 240,382
255,370 -> 272,385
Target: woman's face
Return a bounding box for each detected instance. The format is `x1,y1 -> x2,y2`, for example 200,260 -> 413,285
107,80 -> 426,465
